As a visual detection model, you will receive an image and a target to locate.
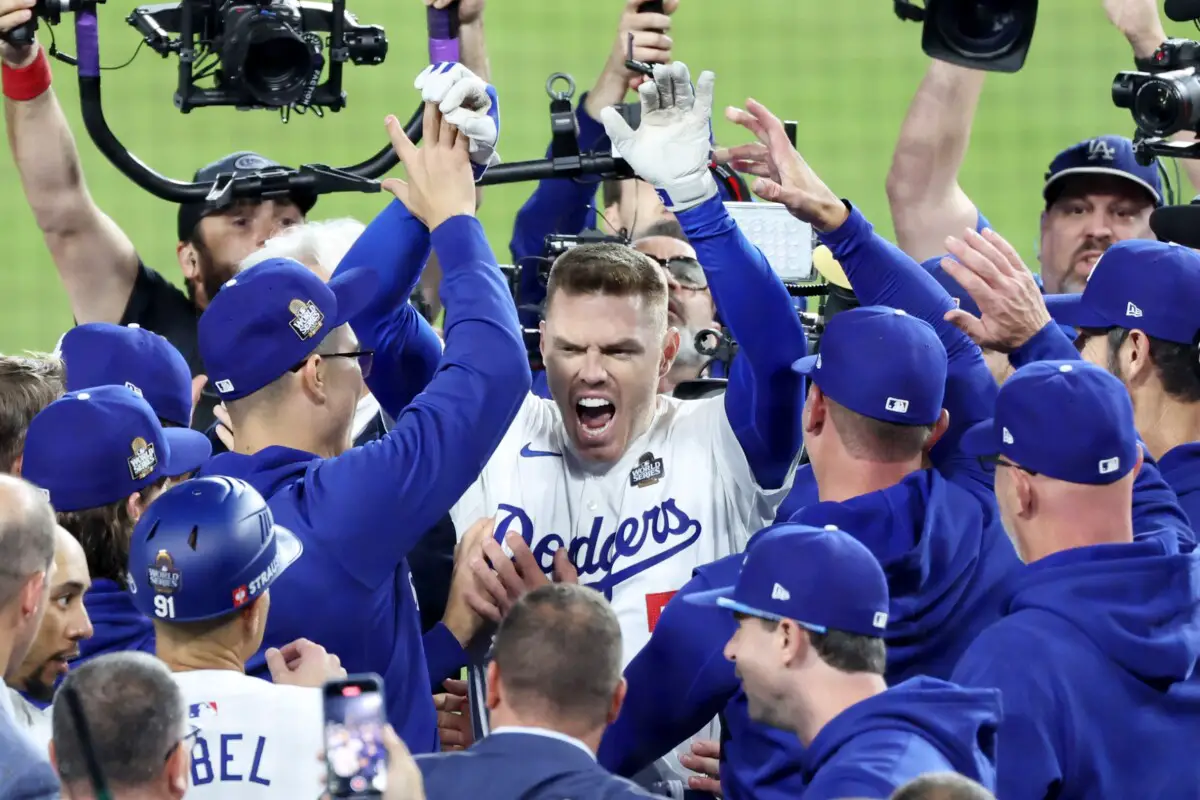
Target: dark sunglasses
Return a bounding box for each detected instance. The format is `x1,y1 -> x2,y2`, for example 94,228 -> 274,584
289,350 -> 375,379
647,255 -> 708,290
976,454 -> 1039,477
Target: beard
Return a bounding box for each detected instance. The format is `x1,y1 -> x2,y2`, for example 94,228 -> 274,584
22,665 -> 57,703
190,236 -> 239,308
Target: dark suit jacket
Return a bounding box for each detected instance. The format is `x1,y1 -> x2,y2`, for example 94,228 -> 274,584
417,730 -> 656,800
0,696 -> 59,799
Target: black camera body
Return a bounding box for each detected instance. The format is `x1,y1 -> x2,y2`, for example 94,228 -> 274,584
894,0 -> 1039,74
127,0 -> 386,113
1114,39 -> 1200,139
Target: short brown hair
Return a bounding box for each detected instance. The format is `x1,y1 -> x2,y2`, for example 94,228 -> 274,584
544,243 -> 668,327
57,477 -> 168,583
827,398 -> 935,463
0,353 -> 65,473
492,584 -> 623,730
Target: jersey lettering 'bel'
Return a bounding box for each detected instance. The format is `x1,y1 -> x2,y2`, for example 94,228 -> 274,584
452,393 -> 795,663
174,670 -> 322,799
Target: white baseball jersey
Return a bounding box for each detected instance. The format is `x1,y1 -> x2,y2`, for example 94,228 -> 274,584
174,670 -> 322,798
452,392 -> 797,782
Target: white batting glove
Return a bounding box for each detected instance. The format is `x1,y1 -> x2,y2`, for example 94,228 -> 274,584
600,62 -> 718,213
415,62 -> 501,180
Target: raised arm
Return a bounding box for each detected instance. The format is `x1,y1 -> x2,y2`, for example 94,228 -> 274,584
307,108 -> 530,589
885,60 -> 986,263
1,35 -> 138,324
601,64 -> 806,487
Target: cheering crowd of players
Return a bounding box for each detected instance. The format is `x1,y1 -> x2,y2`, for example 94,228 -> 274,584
3,0 -> 1200,799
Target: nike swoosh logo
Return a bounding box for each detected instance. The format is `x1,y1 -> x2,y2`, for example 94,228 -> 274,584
520,443 -> 562,459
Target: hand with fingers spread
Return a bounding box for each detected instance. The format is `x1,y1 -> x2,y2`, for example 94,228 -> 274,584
414,63 -> 500,179
600,61 -> 717,213
434,678 -> 474,751
467,532 -> 578,623
719,99 -> 848,232
442,516 -> 498,646
265,638 -> 346,688
941,227 -> 1052,352
381,103 -> 476,231
585,0 -> 679,119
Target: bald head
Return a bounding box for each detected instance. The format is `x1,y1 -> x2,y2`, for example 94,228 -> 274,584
0,475 -> 56,607
890,772 -> 997,800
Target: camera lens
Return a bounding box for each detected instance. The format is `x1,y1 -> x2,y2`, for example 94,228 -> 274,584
1133,75 -> 1200,138
243,27 -> 312,104
934,0 -> 1030,60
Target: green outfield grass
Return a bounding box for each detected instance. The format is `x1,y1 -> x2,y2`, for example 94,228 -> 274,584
0,0 -> 1195,350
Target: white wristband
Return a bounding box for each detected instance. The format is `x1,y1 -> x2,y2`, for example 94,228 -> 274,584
655,171 -> 719,213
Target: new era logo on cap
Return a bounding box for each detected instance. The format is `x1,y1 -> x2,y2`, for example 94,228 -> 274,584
771,583 -> 790,602
1002,427 -> 1014,445
1126,302 -> 1143,318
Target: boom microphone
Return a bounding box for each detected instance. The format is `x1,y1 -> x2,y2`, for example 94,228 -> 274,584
1164,0 -> 1200,23
427,1 -> 461,64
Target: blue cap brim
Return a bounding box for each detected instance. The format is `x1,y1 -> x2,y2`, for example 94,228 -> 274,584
682,586 -> 735,608
959,419 -> 999,457
791,354 -> 819,376
271,524 -> 304,580
1045,293 -> 1110,330
162,428 -> 213,477
327,269 -> 380,329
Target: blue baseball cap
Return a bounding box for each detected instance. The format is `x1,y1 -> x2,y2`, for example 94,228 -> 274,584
198,258 -> 377,402
1044,239 -> 1200,345
792,306 -> 947,426
59,323 -> 194,428
686,523 -> 890,638
22,385 -> 212,513
1043,136 -> 1161,208
128,476 -> 302,623
960,360 -> 1138,485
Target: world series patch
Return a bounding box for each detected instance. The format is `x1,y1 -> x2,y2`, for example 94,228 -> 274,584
149,549 -> 182,595
630,452 -> 665,488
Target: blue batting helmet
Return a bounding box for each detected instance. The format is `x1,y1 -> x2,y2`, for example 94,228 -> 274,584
127,476 -> 302,623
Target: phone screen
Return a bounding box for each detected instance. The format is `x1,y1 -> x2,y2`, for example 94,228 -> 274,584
324,678 -> 388,797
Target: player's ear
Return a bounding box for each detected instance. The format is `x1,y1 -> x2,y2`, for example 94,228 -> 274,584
925,409 -> 951,453
661,326 -> 680,377
485,660 -> 502,712
165,734 -> 190,797
607,678 -> 627,726
803,383 -> 826,436
538,319 -> 548,364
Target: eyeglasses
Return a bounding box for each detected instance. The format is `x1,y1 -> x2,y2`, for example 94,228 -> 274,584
165,725 -> 202,763
289,350 -> 375,379
976,454 -> 1039,476
647,255 -> 708,291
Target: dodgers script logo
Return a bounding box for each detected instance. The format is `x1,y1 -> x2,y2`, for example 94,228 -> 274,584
494,499 -> 702,597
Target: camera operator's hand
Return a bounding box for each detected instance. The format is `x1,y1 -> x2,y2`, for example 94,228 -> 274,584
601,62 -> 717,213
0,0 -> 39,68
414,63 -> 500,177
720,99 -> 848,232
941,227 -> 1052,352
584,0 -> 678,121
1104,0 -> 1165,59
382,103 -> 475,232
425,0 -> 485,26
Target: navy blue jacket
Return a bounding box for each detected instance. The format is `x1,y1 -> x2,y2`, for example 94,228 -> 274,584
798,677 -> 999,799
196,215 -> 529,752
1157,442 -> 1200,534
953,537 -> 1200,799
419,730 -> 655,800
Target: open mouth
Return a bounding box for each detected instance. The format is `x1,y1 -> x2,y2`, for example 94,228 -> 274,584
575,396 -> 617,439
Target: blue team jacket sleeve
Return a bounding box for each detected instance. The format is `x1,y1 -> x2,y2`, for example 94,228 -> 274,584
952,625 -> 1064,799
817,205 -> 996,485
598,572 -> 739,777
675,195 -> 807,490
1012,322 -> 1194,548
509,97 -> 609,326
333,199 -> 443,419
304,216 -> 530,588
423,622 -> 468,684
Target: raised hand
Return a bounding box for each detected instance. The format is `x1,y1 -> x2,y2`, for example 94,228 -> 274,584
414,62 -> 500,177
941,227 -> 1052,352
381,103 -> 476,231
600,61 -> 717,212
721,98 -> 847,232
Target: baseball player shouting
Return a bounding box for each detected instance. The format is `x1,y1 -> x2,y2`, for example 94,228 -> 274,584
450,63 -> 807,756
126,475 -> 345,798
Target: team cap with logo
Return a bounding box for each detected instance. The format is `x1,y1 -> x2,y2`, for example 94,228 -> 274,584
1043,135 -> 1162,208
198,257 -> 377,402
128,476 -> 302,623
22,385 -> 212,513
686,523 -> 890,638
791,305 -> 947,426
